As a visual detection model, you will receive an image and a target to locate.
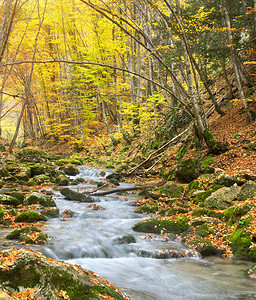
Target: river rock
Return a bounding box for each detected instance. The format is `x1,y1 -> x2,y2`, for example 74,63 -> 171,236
175,158 -> 200,182
41,207 -> 60,218
16,147 -> 46,163
133,216 -> 189,234
6,226 -> 48,244
237,181 -> 256,201
24,192 -> 56,207
60,188 -> 94,202
61,164 -> 79,176
0,195 -> 21,207
14,211 -> 47,223
0,248 -> 128,299
204,184 -> 240,209
214,174 -> 246,187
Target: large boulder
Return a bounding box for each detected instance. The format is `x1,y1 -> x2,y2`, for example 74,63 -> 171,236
204,184 -> 240,210
60,188 -> 94,202
237,181 -> 256,201
0,248 -> 127,299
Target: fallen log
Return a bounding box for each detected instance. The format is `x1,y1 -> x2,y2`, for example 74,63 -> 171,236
91,179 -> 167,196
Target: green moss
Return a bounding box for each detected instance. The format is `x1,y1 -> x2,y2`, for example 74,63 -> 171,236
230,227 -> 252,260
224,203 -> 253,225
193,190 -> 213,204
41,207 -> 60,218
55,176 -> 70,186
0,207 -> 4,220
60,164 -> 79,176
7,192 -> 25,203
190,238 -> 221,256
15,211 -> 47,223
192,208 -> 208,217
159,183 -> 184,198
0,196 -> 21,207
133,216 -> 188,234
6,226 -> 43,240
196,224 -> 213,238
175,158 -> 199,183
203,128 -> 220,154
136,205 -> 158,214
25,193 -> 56,207
200,156 -> 215,174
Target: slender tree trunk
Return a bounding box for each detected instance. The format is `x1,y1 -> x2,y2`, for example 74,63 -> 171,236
222,0 -> 254,121
9,0 -> 48,152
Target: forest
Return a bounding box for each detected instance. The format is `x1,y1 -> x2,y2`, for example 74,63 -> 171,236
0,0 -> 256,299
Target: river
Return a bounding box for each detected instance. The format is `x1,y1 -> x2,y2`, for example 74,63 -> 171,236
40,166 -> 256,299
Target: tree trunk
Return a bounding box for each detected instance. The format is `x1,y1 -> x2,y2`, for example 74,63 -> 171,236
222,0 -> 255,121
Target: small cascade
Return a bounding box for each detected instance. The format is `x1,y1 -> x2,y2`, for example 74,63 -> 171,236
40,165 -> 256,300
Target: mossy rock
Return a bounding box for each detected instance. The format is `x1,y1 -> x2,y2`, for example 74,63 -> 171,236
24,192 -> 56,207
200,157 -> 215,174
133,216 -> 189,234
0,249 -> 127,299
113,235 -> 136,245
0,160 -> 9,178
60,188 -> 94,202
196,223 -> 213,238
107,178 -> 120,186
0,195 -> 21,207
55,175 -> 70,186
224,203 -> 254,225
190,239 -> 222,257
159,183 -> 184,198
204,185 -> 240,210
135,205 -> 158,214
193,190 -> 214,204
41,207 -> 60,218
6,226 -> 47,244
32,175 -> 50,185
191,209 -> 223,220
214,174 -> 246,187
60,164 -> 79,176
175,159 -> 200,183
237,181 -> 256,201
30,164 -> 45,177
230,222 -> 256,261
16,148 -> 46,163
14,211 -> 47,223
6,192 -> 25,203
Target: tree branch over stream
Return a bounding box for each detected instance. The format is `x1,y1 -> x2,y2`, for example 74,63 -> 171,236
90,179 -> 167,196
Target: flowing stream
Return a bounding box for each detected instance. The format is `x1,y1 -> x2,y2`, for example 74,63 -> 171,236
40,166 -> 256,299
